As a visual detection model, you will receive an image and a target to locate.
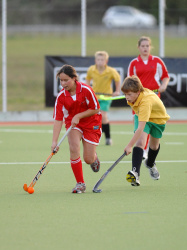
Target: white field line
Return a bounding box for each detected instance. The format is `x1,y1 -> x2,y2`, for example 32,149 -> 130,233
165,142 -> 184,145
0,128 -> 53,133
0,160 -> 187,165
0,128 -> 187,136
112,132 -> 187,136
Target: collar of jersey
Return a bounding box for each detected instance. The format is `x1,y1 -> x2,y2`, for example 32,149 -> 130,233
138,54 -> 153,63
127,91 -> 144,107
64,81 -> 82,96
93,65 -> 109,74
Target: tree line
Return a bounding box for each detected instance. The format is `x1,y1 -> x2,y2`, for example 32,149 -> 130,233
3,0 -> 187,25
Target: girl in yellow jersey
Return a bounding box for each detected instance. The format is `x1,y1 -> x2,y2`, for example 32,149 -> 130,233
86,51 -> 121,145
121,75 -> 170,186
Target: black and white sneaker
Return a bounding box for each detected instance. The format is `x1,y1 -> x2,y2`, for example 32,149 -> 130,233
126,171 -> 140,186
144,160 -> 160,180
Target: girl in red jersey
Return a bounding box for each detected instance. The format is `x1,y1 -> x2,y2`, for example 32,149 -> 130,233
127,36 -> 170,159
51,65 -> 102,194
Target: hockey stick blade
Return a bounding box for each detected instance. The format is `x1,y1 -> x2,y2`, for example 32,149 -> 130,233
92,152 -> 126,193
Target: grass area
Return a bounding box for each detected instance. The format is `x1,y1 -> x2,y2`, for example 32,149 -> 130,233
0,123 -> 186,250
0,32 -> 187,111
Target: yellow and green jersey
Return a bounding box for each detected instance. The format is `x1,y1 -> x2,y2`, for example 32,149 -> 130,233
127,88 -> 170,125
86,65 -> 120,98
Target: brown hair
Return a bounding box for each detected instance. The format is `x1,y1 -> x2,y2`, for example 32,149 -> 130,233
121,76 -> 144,93
56,64 -> 78,80
138,36 -> 152,49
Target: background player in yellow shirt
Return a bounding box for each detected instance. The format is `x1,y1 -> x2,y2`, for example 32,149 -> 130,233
121,75 -> 170,186
86,51 -> 121,145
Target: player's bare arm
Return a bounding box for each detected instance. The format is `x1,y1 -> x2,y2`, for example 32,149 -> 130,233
113,81 -> 121,96
51,120 -> 63,153
71,108 -> 100,127
158,77 -> 170,93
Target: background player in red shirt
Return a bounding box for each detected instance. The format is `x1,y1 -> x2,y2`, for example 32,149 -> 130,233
127,36 -> 170,159
52,65 -> 102,194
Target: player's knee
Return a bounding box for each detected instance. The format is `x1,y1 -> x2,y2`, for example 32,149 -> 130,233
84,155 -> 95,164
135,142 -> 145,149
149,138 -> 160,150
69,144 -> 80,155
149,144 -> 160,151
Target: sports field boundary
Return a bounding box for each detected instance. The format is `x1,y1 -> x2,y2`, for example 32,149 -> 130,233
0,120 -> 187,127
0,107 -> 187,124
1,159 -> 187,165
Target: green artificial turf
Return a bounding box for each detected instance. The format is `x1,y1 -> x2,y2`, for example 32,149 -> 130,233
0,123 -> 186,250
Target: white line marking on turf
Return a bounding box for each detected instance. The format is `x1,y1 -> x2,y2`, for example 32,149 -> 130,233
1,160 -> 187,165
0,129 -> 187,136
112,131 -> 133,135
124,212 -> 148,214
112,131 -> 187,136
0,128 -> 53,133
165,142 -> 184,145
163,132 -> 187,136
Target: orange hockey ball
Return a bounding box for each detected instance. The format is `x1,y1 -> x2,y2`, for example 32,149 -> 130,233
27,187 -> 34,194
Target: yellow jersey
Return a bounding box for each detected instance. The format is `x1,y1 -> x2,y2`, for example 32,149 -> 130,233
86,65 -> 120,98
127,88 -> 170,125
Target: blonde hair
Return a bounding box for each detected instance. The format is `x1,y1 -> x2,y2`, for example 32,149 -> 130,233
94,51 -> 109,61
121,76 -> 144,93
138,36 -> 153,49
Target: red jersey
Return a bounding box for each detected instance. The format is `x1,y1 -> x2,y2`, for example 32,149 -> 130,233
127,55 -> 169,90
53,81 -> 102,128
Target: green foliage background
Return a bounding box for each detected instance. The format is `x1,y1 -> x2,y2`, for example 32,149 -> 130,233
4,0 -> 187,25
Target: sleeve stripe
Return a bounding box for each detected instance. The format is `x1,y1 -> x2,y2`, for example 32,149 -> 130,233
53,90 -> 65,119
127,58 -> 138,76
82,85 -> 99,109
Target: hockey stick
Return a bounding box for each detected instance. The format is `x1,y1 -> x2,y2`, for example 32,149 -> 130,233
99,89 -> 158,101
95,92 -> 112,96
99,95 -> 126,101
23,125 -> 72,193
92,152 -> 126,193
153,89 -> 159,95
